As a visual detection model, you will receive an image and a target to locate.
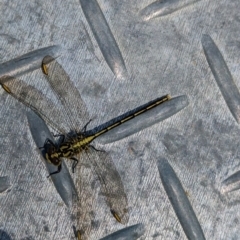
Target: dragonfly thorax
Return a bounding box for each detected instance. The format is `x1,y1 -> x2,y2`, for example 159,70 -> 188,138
44,133 -> 95,166
58,134 -> 94,157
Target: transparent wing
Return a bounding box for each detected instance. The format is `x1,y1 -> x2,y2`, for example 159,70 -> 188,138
0,76 -> 68,134
73,156 -> 98,239
43,56 -> 90,131
82,147 -> 129,224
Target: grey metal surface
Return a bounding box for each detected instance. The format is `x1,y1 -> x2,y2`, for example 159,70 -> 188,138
0,0 -> 240,239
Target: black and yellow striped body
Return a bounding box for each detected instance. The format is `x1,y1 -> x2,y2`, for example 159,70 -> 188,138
45,94 -> 171,165
0,57 -> 171,224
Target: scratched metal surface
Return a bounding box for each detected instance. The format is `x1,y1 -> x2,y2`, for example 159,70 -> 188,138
0,0 -> 240,239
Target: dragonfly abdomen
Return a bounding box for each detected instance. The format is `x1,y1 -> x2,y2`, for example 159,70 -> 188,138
72,135 -> 95,150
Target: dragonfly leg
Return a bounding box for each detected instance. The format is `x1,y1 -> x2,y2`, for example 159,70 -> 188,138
82,119 -> 92,132
71,157 -> 79,173
47,164 -> 62,177
89,144 -> 105,153
39,138 -> 56,150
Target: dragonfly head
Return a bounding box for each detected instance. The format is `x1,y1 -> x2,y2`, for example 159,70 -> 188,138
44,142 -> 62,166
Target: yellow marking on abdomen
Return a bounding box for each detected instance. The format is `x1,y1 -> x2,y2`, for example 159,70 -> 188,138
89,94 -> 171,139
70,94 -> 171,150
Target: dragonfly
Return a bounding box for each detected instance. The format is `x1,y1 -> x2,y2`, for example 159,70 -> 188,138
0,55 -> 170,225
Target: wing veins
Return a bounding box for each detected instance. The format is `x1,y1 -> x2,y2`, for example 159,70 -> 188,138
0,76 -> 66,134
43,56 -> 90,131
81,147 -> 129,224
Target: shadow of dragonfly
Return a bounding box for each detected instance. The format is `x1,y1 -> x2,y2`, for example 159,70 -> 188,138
0,56 -> 170,227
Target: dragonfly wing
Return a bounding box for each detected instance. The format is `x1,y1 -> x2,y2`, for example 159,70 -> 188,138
0,76 -> 67,134
43,56 -> 90,131
73,156 -> 98,239
82,147 -> 129,224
